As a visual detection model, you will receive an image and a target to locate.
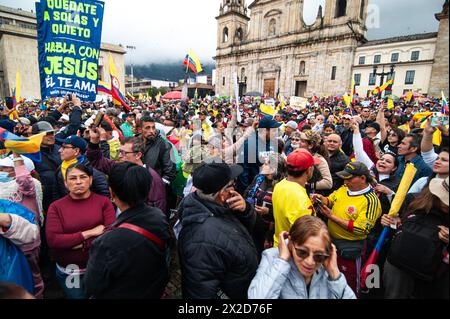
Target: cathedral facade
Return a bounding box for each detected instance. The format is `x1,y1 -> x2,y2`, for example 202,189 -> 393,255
214,0 -> 369,98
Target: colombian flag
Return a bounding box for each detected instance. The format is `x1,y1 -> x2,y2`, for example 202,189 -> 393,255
382,79 -> 393,92
0,128 -> 45,162
442,91 -> 449,115
184,49 -> 203,76
259,103 -> 276,117
97,55 -> 131,111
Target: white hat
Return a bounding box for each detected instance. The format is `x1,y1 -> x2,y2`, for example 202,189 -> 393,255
429,177 -> 449,206
14,118 -> 31,125
285,121 -> 298,130
0,155 -> 35,172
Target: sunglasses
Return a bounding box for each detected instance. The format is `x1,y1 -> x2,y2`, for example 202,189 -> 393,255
294,247 -> 330,264
291,138 -> 301,142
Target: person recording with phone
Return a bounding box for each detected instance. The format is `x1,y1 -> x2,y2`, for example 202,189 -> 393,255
248,215 -> 355,299
408,117 -> 449,194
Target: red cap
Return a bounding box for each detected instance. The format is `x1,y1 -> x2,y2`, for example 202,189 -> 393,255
286,149 -> 321,171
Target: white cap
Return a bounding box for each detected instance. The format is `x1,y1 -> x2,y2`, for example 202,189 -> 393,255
0,155 -> 35,172
285,121 -> 298,130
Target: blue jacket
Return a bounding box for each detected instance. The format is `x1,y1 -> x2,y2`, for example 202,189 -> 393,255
248,247 -> 356,299
396,154 -> 433,186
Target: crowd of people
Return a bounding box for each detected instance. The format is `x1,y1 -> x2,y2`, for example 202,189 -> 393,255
0,91 -> 448,299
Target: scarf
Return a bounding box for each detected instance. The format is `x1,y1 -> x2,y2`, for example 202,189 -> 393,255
61,158 -> 79,180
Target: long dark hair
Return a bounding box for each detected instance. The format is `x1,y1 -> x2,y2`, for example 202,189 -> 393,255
405,186 -> 447,219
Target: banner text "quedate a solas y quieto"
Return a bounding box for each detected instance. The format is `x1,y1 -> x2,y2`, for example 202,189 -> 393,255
36,0 -> 105,101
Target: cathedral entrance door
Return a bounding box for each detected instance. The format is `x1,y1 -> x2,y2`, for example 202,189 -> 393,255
264,79 -> 275,98
295,81 -> 307,97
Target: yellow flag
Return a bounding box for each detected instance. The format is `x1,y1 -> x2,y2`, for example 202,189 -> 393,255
387,98 -> 394,110
108,53 -> 118,78
15,69 -> 21,104
260,103 -> 276,117
4,133 -> 45,155
406,90 -> 413,103
343,94 -> 351,108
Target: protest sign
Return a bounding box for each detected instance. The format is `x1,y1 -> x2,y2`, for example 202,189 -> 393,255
290,96 -> 308,110
36,0 -> 105,101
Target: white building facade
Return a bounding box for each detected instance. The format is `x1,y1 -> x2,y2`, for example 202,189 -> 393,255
352,33 -> 437,97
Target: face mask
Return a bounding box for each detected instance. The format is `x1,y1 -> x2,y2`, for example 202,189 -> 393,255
0,171 -> 13,183
292,144 -> 300,149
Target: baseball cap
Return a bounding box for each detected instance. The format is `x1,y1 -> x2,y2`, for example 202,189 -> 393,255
31,121 -> 54,135
366,122 -> 381,133
286,149 -> 320,172
336,162 -> 372,180
14,118 -> 31,125
192,162 -> 243,195
56,135 -> 87,153
285,121 -> 298,130
300,130 -> 322,144
342,114 -> 352,120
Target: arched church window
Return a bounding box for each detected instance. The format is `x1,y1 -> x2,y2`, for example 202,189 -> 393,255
223,27 -> 229,43
268,18 -> 276,36
300,61 -> 306,75
236,27 -> 243,41
335,0 -> 347,18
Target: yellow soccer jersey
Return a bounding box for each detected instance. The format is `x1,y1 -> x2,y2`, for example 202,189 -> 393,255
327,186 -> 382,241
273,179 -> 315,247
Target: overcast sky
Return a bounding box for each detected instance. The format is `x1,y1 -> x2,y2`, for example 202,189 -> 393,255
1,0 -> 444,65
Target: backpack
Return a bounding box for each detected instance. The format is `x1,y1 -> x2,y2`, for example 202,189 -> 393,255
387,212 -> 447,282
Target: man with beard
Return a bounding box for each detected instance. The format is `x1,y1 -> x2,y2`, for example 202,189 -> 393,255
139,117 -> 176,185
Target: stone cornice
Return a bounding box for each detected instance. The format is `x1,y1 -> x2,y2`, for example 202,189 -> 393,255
352,59 -> 435,68
216,11 -> 250,21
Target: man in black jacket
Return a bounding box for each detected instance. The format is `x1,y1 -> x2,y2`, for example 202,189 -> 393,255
31,121 -> 61,213
178,162 -> 259,299
140,116 -> 176,185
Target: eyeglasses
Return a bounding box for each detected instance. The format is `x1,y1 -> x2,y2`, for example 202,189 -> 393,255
294,247 -> 330,264
119,150 -> 137,157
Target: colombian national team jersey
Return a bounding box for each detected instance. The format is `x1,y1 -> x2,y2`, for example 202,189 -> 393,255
272,179 -> 315,247
327,186 -> 382,241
